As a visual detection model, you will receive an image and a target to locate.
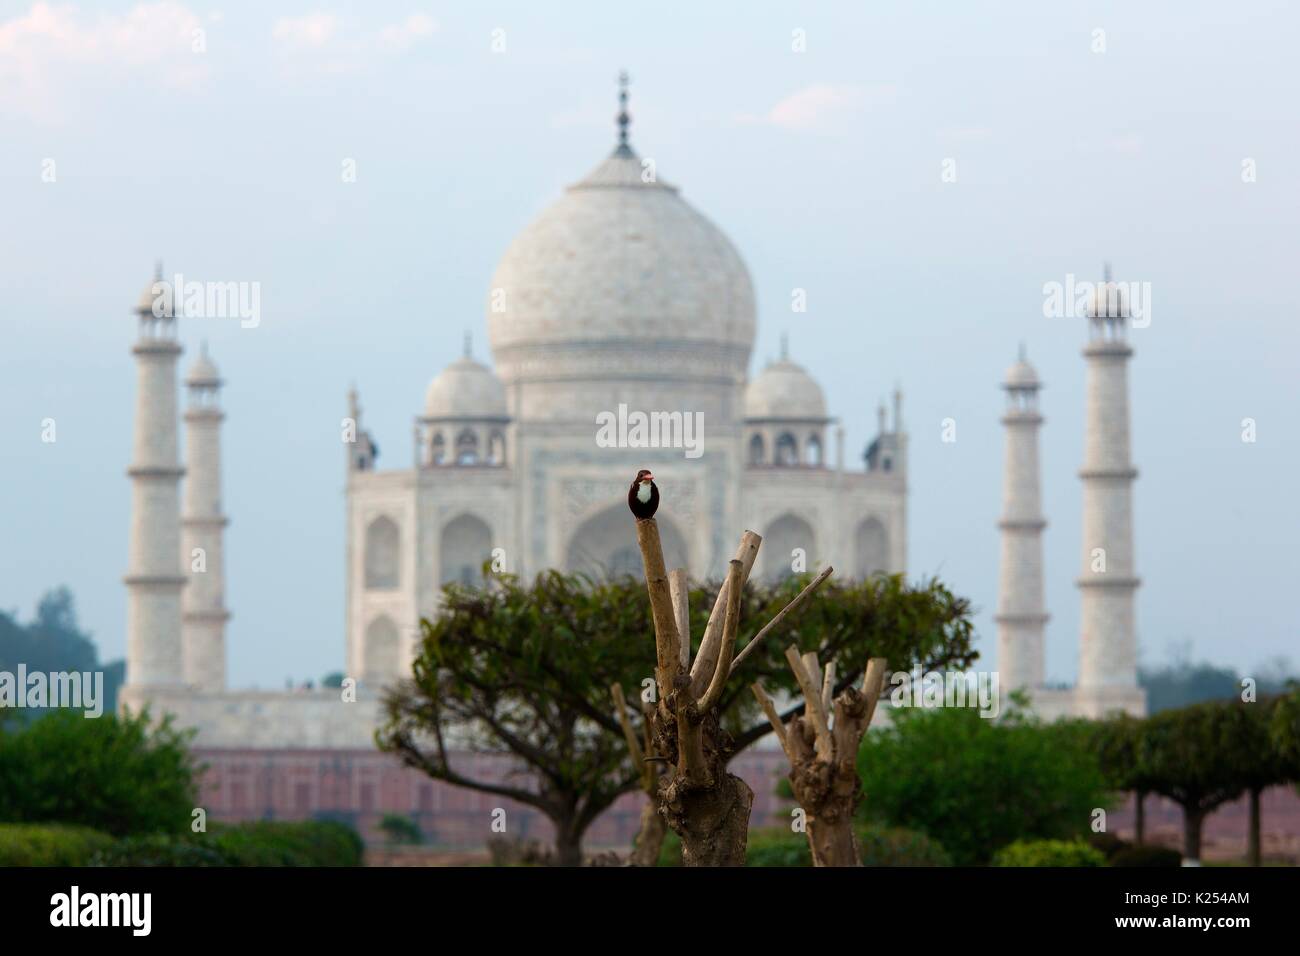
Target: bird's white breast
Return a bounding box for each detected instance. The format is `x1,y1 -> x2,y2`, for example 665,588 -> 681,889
637,482 -> 652,504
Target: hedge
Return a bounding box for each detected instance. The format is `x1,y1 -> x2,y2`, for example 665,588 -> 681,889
0,820 -> 364,867
1109,844 -> 1182,868
992,839 -> 1107,867
657,825 -> 951,867
0,824 -> 114,866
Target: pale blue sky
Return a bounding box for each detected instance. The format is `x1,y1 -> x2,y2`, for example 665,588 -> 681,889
2,0 -> 1296,687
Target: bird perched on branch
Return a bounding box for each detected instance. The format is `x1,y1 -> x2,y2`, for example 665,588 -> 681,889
627,469 -> 659,520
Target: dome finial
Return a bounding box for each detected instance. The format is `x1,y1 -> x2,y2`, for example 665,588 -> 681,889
779,331 -> 789,361
463,330 -> 472,359
613,69 -> 633,157
1018,341 -> 1027,362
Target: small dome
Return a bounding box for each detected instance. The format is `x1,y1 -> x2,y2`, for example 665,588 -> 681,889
1086,280 -> 1128,320
136,275 -> 172,317
424,356 -> 507,419
745,359 -> 827,420
187,349 -> 221,387
1003,359 -> 1039,389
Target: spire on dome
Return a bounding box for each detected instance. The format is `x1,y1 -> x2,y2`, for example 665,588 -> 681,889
613,70 -> 633,158
464,330 -> 472,359
779,332 -> 789,361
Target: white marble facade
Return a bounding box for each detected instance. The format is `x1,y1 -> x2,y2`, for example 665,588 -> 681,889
344,139 -> 908,688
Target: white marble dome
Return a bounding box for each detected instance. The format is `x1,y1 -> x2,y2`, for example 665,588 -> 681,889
424,356 -> 507,419
745,358 -> 827,420
486,148 -> 756,380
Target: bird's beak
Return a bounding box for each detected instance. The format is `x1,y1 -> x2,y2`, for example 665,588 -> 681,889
643,472 -> 654,483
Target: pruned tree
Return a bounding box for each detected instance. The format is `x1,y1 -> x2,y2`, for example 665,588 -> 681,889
1139,700 -> 1246,864
1220,696 -> 1296,866
633,520 -> 832,866
1092,713 -> 1153,843
753,651 -> 888,866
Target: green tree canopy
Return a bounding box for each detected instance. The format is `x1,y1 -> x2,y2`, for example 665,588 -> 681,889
857,701 -> 1110,865
0,709 -> 199,836
379,567 -> 976,864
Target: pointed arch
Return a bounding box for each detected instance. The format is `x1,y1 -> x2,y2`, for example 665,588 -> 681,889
565,504 -> 688,580
854,516 -> 889,578
364,515 -> 400,589
761,513 -> 817,583
440,513 -> 494,587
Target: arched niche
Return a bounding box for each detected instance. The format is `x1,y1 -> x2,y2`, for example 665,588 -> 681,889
565,504 -> 688,580
364,515 -> 400,589
854,516 -> 890,578
440,513 -> 493,586
762,513 -> 817,583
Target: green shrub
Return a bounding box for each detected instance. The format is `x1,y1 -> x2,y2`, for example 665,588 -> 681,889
655,831 -> 682,867
1109,844 -> 1182,868
0,824 -> 114,866
0,709 -> 197,837
1087,832 -> 1130,860
992,839 -> 1107,867
208,821 -> 364,867
858,704 -> 1111,865
745,828 -> 811,867
90,834 -> 228,867
857,823 -> 951,866
378,813 -> 422,845
89,821 -> 365,867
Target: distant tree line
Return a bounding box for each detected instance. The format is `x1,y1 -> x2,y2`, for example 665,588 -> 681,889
0,588 -> 123,725
1093,689 -> 1300,865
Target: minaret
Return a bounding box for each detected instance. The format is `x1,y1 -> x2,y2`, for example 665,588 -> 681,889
995,347 -> 1049,693
121,266 -> 186,708
181,344 -> 230,692
1076,265 -> 1145,717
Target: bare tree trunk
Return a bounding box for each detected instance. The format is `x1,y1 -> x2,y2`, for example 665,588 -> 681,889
756,655 -> 887,867
1134,790 -> 1145,844
661,765 -> 754,867
632,521 -> 832,868
1182,806 -> 1204,864
1247,787 -> 1261,867
553,825 -> 584,867
628,796 -> 668,867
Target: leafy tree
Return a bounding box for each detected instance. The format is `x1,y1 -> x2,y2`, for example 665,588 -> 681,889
0,709 -> 198,836
1219,697 -> 1297,865
856,700 -> 1110,865
1137,700 -> 1245,864
380,568 -> 976,864
1092,714 -> 1154,842
320,672 -> 345,689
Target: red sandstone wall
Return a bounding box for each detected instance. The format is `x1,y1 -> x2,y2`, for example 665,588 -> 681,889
193,748 -> 1300,862
193,748 -> 792,850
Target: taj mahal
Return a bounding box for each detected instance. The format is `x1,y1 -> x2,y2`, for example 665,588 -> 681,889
118,85 -> 1142,774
